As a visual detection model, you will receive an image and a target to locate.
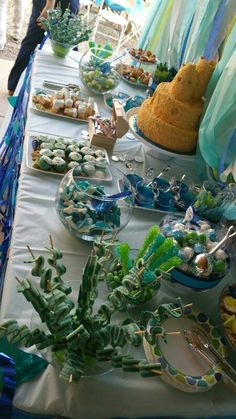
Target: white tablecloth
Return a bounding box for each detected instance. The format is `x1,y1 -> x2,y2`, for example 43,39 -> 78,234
1,46 -> 236,418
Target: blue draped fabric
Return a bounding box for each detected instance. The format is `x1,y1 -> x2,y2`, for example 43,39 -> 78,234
0,353 -> 16,419
203,0 -> 227,60
0,54 -> 33,293
11,410 -> 55,419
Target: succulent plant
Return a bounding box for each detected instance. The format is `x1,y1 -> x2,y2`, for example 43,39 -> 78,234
40,7 -> 91,46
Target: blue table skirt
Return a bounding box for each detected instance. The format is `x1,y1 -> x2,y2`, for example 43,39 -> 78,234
11,409 -> 58,419
10,409 -> 236,419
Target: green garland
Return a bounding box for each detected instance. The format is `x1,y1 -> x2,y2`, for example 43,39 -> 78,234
0,228 -> 184,382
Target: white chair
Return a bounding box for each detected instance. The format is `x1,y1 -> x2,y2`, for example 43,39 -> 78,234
92,0 -> 150,52
92,0 -> 130,53
119,0 -> 151,49
80,0 -> 94,23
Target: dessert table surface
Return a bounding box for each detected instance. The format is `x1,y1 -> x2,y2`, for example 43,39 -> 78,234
0,46 -> 236,419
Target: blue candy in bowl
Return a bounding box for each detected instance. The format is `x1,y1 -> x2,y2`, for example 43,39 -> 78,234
135,181 -> 154,208
152,177 -> 170,190
155,190 -> 175,211
56,163 -> 134,241
126,173 -> 143,188
160,216 -> 231,290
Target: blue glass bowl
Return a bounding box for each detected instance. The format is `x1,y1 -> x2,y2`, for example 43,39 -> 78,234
171,263 -> 229,290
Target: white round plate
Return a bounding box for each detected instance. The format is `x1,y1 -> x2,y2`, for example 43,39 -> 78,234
126,48 -> 158,65
120,74 -> 148,89
126,108 -> 196,161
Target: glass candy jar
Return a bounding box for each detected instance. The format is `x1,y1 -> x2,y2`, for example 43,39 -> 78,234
192,181 -> 236,223
55,163 -> 134,241
79,48 -> 121,95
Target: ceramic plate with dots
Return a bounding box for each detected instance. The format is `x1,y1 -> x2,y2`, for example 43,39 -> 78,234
25,132 -> 112,181
143,310 -> 227,393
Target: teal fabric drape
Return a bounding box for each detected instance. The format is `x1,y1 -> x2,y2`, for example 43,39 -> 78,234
198,49 -> 236,174
138,0 -> 236,69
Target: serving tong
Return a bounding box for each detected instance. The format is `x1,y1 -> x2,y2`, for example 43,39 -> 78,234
184,327 -> 236,386
43,80 -> 81,91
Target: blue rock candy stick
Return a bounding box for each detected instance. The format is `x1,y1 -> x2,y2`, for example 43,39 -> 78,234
142,233 -> 166,262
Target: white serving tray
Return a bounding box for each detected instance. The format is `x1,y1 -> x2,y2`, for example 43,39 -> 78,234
118,179 -> 182,216
26,133 -> 113,181
30,88 -> 99,123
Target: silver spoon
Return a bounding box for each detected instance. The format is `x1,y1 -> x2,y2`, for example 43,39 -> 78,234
146,165 -> 171,187
191,225 -> 236,277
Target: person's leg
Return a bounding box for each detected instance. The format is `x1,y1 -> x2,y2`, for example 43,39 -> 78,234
8,0 -> 45,93
11,0 -> 24,41
58,0 -> 80,14
0,0 -> 7,50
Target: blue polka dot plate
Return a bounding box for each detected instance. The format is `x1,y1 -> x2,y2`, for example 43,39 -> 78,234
143,310 -> 227,392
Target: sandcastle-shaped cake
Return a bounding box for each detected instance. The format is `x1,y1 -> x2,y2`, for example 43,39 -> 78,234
137,58 -> 216,153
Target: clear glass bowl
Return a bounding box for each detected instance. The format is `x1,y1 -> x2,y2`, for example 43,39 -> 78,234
50,38 -> 75,58
79,48 -> 121,95
56,163 -> 134,241
192,181 -> 236,223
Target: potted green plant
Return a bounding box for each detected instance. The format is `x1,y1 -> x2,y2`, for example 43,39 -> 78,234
40,7 -> 91,58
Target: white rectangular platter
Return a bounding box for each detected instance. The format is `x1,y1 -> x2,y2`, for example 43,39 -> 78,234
30,88 -> 99,123
26,133 -> 113,181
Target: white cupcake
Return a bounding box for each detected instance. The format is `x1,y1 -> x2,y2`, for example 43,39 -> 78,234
68,152 -> 83,162
52,157 -> 67,172
83,154 -> 96,162
54,142 -> 67,150
53,149 -> 65,158
39,148 -> 54,157
40,142 -> 54,150
80,146 -> 94,156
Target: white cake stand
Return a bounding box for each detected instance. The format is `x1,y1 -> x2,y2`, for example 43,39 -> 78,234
126,108 -> 197,161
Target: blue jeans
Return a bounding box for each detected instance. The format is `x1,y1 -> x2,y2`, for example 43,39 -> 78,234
8,0 -> 80,92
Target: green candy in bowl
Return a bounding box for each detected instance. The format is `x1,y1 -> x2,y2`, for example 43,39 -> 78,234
79,47 -> 121,95
104,226 -> 182,306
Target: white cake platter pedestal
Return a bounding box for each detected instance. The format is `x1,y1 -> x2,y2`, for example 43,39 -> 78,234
126,107 -> 197,162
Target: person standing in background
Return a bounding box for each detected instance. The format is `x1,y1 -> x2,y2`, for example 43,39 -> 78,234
0,0 -> 24,50
8,0 -> 80,94
12,0 -> 24,41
